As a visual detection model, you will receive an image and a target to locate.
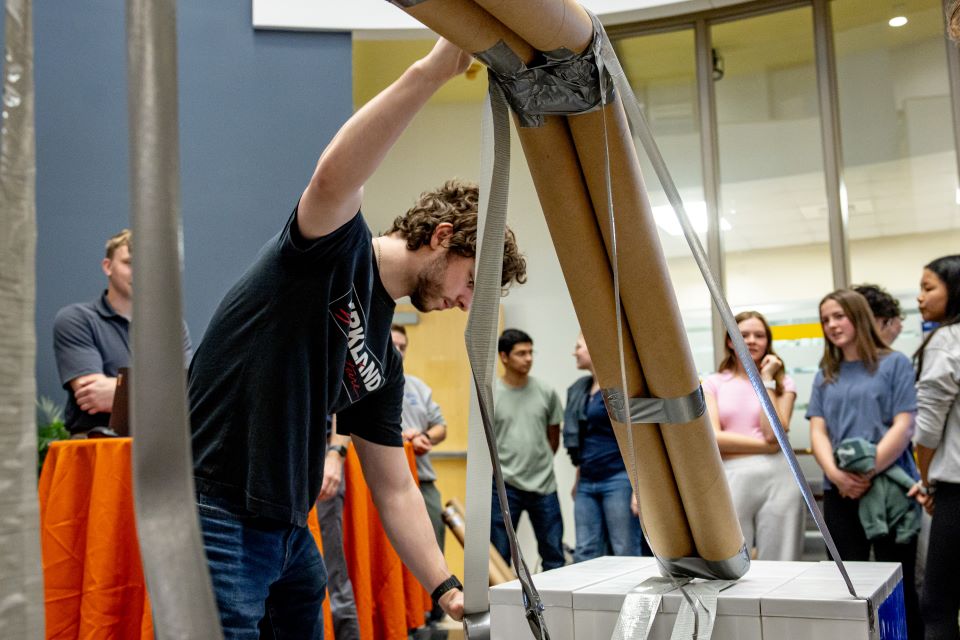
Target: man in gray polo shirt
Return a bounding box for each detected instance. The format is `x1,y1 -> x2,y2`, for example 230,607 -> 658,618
53,229 -> 192,434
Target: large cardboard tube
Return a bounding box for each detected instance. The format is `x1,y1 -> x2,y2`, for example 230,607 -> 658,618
390,0 -> 699,561
568,96 -> 743,563
514,115 -> 693,559
471,0 -> 593,53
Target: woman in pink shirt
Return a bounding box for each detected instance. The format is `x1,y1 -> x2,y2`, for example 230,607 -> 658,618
703,311 -> 804,560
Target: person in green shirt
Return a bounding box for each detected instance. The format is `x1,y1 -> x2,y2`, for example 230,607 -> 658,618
491,329 -> 565,570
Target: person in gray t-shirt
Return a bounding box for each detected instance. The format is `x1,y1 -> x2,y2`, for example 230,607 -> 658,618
490,328 -> 565,571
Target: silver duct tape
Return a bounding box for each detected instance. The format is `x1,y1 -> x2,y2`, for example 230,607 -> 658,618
601,386 -> 706,426
463,611 -> 490,640
669,581 -> 736,640
385,0 -> 429,7
612,577 -> 689,640
659,545 -> 751,581
477,19 -> 614,128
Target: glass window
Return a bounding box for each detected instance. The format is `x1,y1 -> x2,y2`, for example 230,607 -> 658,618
616,28 -> 714,374
834,0 -> 960,358
711,6 -> 830,451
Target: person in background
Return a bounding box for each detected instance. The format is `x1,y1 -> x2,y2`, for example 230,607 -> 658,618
491,328 -> 565,571
907,255 -> 960,640
564,333 -> 646,561
390,324 -> 449,624
807,289 -> 922,638
853,283 -> 904,346
315,416 -> 360,640
53,229 -> 191,435
703,311 -> 803,560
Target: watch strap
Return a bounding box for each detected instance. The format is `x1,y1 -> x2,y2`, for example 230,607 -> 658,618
430,575 -> 463,604
328,444 -> 348,458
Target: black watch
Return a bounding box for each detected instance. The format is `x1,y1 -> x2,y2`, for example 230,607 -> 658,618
430,575 -> 463,604
328,444 -> 348,458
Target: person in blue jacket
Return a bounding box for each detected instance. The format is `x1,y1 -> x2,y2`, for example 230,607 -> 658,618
563,333 -> 647,561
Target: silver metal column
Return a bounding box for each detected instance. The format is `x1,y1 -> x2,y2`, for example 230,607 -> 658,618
945,0 -> 960,190
812,0 -> 850,290
695,19 -> 727,364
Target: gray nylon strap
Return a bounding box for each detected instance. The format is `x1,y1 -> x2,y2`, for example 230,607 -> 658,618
588,14 -> 859,599
601,386 -> 706,425
668,581 -> 735,640
125,0 -> 223,637
611,577 -> 688,640
462,78 -> 549,639
0,0 -> 44,635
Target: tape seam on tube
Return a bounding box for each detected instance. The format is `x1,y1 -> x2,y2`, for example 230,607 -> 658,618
600,386 -> 705,425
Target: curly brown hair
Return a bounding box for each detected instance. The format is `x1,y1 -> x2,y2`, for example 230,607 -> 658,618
387,179 -> 527,289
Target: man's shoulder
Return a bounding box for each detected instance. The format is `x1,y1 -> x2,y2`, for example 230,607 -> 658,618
53,299 -> 99,330
527,375 -> 560,398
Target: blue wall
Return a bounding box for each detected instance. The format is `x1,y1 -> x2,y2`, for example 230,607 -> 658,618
25,2 -> 352,406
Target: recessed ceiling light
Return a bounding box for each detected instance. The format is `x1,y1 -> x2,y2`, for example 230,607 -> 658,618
888,16 -> 908,27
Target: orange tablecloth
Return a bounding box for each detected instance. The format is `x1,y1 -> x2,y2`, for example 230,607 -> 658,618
308,445 -> 431,640
38,439 -> 430,639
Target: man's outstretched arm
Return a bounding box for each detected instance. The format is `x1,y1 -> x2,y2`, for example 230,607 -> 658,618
352,435 -> 464,620
298,39 -> 472,240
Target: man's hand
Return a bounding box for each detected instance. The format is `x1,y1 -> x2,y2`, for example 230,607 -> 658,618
410,432 -> 433,456
73,374 -> 117,414
318,452 -> 344,501
830,469 -> 872,499
438,587 -> 464,621
418,38 -> 473,85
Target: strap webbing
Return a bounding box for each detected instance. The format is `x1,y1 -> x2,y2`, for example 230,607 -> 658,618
125,1 -> 223,637
591,16 -> 859,600
462,79 -> 549,640
0,0 -> 44,635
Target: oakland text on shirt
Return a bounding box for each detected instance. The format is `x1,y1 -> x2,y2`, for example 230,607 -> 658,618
329,287 -> 384,402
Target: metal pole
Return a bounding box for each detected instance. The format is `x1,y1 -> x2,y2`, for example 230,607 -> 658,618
945,0 -> 960,191
812,0 -> 850,290
695,19 -> 727,364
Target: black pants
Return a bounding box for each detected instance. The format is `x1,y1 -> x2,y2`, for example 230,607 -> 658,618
824,489 -> 923,639
922,482 -> 960,640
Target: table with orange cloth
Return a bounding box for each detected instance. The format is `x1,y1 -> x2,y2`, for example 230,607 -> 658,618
38,438 -> 431,640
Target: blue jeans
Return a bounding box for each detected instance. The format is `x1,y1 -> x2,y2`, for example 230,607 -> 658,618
574,470 -> 647,562
197,496 -> 327,640
491,483 -> 565,571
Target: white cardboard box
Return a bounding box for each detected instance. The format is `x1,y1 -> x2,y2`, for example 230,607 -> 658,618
490,560 -> 903,640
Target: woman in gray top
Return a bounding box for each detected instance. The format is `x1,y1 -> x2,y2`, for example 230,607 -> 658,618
909,254 -> 960,640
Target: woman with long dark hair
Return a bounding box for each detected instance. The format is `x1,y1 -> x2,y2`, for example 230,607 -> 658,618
807,289 -> 922,638
703,311 -> 803,560
908,255 -> 960,640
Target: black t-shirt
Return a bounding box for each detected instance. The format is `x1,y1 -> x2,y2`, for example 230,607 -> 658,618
188,208 -> 404,526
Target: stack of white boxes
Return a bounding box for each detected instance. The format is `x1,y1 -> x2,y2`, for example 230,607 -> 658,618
490,558 -> 902,640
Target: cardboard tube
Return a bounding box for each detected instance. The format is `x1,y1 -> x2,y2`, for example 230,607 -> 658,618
568,96 -> 743,563
393,0 -> 696,559
514,115 -> 694,559
471,0 -> 593,53
443,500 -> 513,585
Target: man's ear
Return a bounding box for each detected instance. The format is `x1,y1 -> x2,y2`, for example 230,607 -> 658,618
101,257 -> 112,277
430,223 -> 454,249
498,351 -> 507,365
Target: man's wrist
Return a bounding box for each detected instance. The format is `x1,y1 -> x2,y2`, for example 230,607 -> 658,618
430,575 -> 463,605
327,444 -> 348,458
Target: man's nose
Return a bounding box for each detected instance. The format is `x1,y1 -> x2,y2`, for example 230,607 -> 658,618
458,289 -> 474,311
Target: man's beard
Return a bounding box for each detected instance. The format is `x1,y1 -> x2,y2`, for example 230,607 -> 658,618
410,252 -> 448,312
